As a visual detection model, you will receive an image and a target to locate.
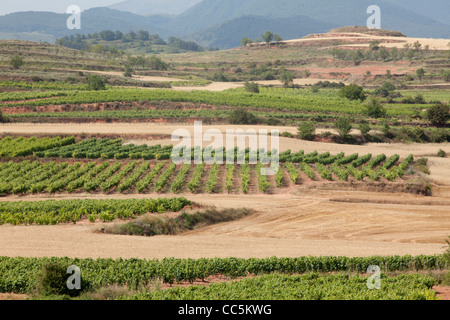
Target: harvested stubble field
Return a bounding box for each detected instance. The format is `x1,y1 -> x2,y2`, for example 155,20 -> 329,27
0,190 -> 449,259
0,123 -> 449,260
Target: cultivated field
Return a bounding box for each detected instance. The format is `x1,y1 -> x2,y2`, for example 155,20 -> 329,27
0,28 -> 449,300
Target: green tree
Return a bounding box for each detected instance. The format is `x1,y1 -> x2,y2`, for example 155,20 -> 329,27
380,119 -> 390,136
378,47 -> 389,62
365,96 -> 386,118
385,70 -> 392,78
241,37 -> 253,46
91,44 -> 106,54
123,65 -> 133,78
351,50 -> 364,66
280,69 -> 294,88
244,81 -> 260,93
358,120 -> 371,137
10,54 -> 24,69
382,81 -> 395,92
369,40 -> 380,50
427,103 -> 449,127
273,34 -> 283,43
137,30 -> 150,41
298,121 -> 316,141
441,70 -> 450,82
335,118 -> 353,138
115,30 -> 123,40
390,47 -> 400,60
261,31 -> 274,46
87,75 -> 106,91
416,68 -> 425,82
413,41 -> 422,52
36,263 -> 85,297
339,84 -> 366,101
228,108 -> 259,125
406,49 -> 415,61
99,30 -> 115,41
148,56 -> 169,70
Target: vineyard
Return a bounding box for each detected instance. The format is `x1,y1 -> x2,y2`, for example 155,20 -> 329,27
0,87 -> 426,117
0,137 -> 174,160
0,198 -> 191,225
0,151 -> 414,196
0,255 -> 446,294
127,273 -> 439,300
1,32 -> 449,303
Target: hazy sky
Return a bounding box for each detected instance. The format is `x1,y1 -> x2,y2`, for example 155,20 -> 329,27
0,1 -> 122,16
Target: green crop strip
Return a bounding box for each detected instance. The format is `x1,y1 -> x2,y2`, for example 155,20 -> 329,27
0,255 -> 446,294
0,197 -> 191,225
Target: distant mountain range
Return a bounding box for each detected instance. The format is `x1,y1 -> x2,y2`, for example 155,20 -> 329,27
0,0 -> 448,48
109,0 -> 202,16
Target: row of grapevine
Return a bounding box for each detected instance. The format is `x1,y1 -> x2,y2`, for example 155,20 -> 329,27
275,165 -> 284,187
128,273 -> 439,300
136,162 -> 165,193
351,154 -> 372,167
383,154 -> 400,169
331,163 -> 349,181
117,162 -> 150,193
300,162 -> 316,180
0,255 -> 445,293
46,162 -> 92,193
0,136 -> 75,157
188,163 -> 205,192
316,163 -> 332,180
154,163 -> 177,193
367,154 -> 387,169
225,164 -> 235,192
170,164 -> 191,193
0,198 -> 192,225
205,163 -> 220,193
241,164 -> 251,194
256,162 -> 270,193
338,153 -> 359,165
32,138 -> 173,160
84,162 -> 122,192
100,161 -> 137,192
66,162 -> 110,193
285,162 -> 300,184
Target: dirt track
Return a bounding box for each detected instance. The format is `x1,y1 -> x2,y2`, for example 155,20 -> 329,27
78,70 -> 347,91
284,33 -> 450,51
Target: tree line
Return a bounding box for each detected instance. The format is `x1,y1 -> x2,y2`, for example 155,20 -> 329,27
56,30 -> 204,53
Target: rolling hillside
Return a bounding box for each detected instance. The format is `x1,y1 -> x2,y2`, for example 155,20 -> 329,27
0,0 -> 448,48
171,0 -> 450,38
109,0 -> 202,15
188,15 -> 336,49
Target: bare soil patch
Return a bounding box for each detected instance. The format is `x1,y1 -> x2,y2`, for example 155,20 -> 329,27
434,286 -> 450,300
